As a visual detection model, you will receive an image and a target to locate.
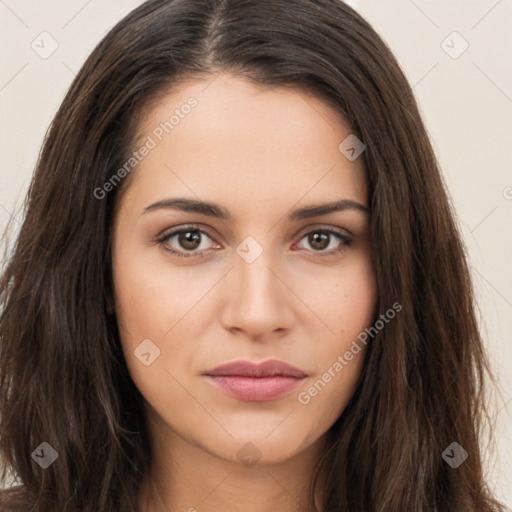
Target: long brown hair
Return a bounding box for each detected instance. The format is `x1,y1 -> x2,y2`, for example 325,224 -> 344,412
0,0 -> 506,510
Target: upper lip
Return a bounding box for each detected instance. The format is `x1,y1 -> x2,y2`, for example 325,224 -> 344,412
204,359 -> 307,378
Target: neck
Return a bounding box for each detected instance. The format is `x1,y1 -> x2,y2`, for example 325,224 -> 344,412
138,412 -> 329,512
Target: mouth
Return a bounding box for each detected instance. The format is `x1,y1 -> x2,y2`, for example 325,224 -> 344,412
203,359 -> 307,402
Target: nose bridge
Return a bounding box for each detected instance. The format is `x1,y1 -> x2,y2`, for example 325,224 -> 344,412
221,232 -> 294,336
234,233 -> 282,307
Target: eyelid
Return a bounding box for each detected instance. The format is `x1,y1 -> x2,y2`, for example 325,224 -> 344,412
294,223 -> 352,239
155,223 -> 219,248
155,223 -> 352,258
292,225 -> 352,254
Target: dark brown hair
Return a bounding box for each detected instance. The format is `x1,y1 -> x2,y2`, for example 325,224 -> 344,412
0,0 -> 506,510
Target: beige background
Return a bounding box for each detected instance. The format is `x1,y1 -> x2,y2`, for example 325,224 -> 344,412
0,0 -> 511,506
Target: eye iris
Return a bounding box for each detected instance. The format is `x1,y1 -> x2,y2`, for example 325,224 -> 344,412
179,231 -> 201,250
309,232 -> 329,250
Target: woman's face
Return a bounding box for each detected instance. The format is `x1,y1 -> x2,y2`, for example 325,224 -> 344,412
111,72 -> 377,466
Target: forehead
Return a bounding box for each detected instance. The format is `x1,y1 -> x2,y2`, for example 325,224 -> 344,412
121,72 -> 367,216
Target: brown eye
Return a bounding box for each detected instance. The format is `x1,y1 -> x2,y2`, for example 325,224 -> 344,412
177,230 -> 202,251
308,232 -> 330,251
157,226 -> 217,258
296,228 -> 352,256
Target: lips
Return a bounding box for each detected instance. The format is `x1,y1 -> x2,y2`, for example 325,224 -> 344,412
203,360 -> 307,402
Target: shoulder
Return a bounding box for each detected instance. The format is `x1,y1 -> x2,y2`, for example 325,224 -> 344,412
0,486 -> 33,511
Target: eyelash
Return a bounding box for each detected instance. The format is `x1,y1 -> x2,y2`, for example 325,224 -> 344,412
155,224 -> 353,260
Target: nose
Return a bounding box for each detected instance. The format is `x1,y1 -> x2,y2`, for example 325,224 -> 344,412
220,246 -> 295,341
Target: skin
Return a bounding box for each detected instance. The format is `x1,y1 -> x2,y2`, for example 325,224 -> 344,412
111,72 -> 377,512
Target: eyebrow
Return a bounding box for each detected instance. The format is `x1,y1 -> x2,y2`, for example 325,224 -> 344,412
142,197 -> 369,221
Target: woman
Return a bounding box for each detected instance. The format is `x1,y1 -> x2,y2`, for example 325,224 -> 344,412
0,0 -> 506,510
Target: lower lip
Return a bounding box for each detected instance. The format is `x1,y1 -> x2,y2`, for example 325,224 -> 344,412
204,375 -> 304,401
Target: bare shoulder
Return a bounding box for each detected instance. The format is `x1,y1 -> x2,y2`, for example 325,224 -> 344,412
0,486 -> 33,512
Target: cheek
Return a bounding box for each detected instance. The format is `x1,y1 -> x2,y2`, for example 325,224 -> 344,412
111,246 -> 222,395
295,252 -> 377,339
339,266 -> 377,336
295,259 -> 376,423
296,318 -> 371,436
111,253 -> 193,412
297,355 -> 365,440
112,246 -> 202,339
111,243 -> 170,368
